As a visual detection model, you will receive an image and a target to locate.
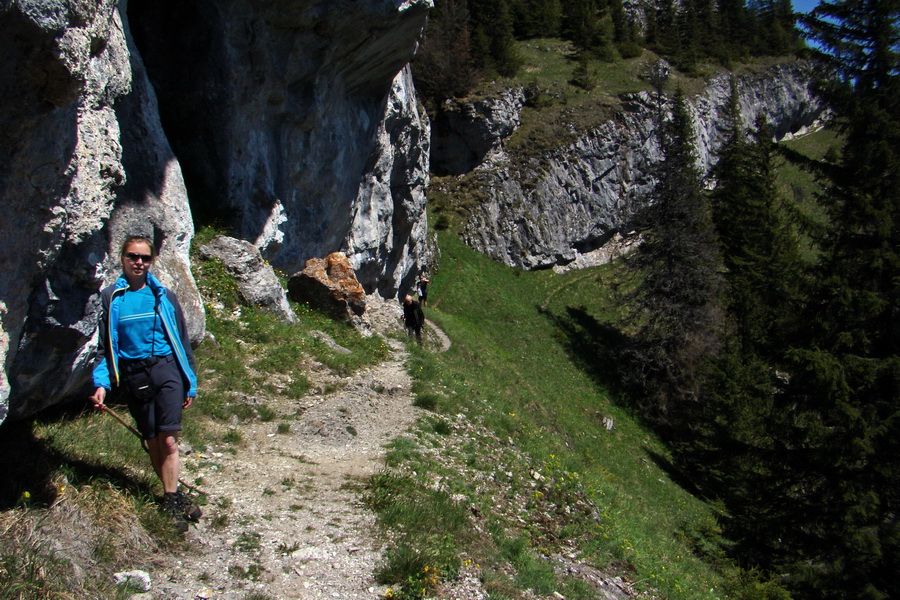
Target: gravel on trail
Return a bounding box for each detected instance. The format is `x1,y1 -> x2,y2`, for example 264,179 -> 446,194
149,298 -> 440,600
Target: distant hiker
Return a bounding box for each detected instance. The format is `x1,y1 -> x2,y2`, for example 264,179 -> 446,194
90,236 -> 201,533
402,294 -> 425,344
416,274 -> 430,307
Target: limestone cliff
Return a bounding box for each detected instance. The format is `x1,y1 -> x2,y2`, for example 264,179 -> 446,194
448,62 -> 824,270
0,0 -> 432,422
0,1 -> 819,425
126,0 -> 432,293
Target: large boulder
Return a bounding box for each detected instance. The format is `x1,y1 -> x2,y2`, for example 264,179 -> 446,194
287,253 -> 367,329
199,235 -> 295,323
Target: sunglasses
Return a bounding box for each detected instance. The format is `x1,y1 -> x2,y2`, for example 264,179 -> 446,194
124,252 -> 153,263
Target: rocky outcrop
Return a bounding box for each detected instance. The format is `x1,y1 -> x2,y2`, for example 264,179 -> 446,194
345,67 -> 433,297
0,0 -> 432,423
126,0 -> 432,297
199,236 -> 295,324
455,62 -> 824,270
287,253 -> 367,330
431,88 -> 527,175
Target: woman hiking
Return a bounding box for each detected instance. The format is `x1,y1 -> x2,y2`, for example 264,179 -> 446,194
90,236 -> 200,532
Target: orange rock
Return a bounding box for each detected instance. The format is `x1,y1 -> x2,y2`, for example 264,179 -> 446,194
287,253 -> 366,321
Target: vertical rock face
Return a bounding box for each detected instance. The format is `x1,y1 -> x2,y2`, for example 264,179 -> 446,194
1,1 -> 129,421
346,67 -> 432,297
126,0 -> 432,297
0,0 -> 201,421
431,88 -> 527,176
456,62 -> 825,270
0,0 -> 433,422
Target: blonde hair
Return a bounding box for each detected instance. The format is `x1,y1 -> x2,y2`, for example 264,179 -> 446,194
120,236 -> 157,259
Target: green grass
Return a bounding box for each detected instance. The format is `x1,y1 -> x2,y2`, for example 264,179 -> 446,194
406,123 -> 838,600
774,127 -> 843,262
776,126 -> 841,217
188,226 -> 390,443
0,474 -> 179,600
367,233 -> 738,600
477,39 -> 743,104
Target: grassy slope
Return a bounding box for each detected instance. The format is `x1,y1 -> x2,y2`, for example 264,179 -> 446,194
375,232 -> 726,600
377,46 -> 836,600
776,126 -> 840,217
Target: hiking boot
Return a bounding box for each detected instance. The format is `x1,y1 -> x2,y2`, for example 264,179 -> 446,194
163,492 -> 189,533
174,489 -> 202,522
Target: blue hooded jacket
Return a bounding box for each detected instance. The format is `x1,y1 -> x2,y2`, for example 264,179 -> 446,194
92,271 -> 198,397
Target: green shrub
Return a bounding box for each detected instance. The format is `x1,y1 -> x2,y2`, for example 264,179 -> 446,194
617,41 -> 644,59
570,58 -> 597,90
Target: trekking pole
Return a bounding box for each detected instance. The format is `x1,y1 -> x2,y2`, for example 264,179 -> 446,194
95,402 -> 206,496
100,403 -> 150,452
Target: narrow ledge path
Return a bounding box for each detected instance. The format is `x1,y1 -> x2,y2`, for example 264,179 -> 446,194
153,303 -> 426,600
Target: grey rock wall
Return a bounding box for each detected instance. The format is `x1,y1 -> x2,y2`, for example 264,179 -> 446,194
457,62 -> 825,270
0,0 -> 432,423
1,0 -> 131,422
431,88 -> 527,175
126,0 -> 432,296
0,0 -> 202,422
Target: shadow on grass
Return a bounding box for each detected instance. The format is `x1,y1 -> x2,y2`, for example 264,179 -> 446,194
540,304 -> 629,397
541,305 -> 726,495
0,401 -> 156,510
645,448 -> 709,500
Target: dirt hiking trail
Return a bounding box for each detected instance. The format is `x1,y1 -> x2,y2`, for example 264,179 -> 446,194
150,300 -> 457,600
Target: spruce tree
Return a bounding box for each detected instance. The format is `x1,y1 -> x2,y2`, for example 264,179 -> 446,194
622,91 -> 726,430
775,2 -> 900,597
561,0 -> 604,52
412,0 -> 478,105
468,0 -> 522,76
710,80 -> 804,354
717,0 -> 754,62
702,80 -> 810,571
516,0 -> 563,38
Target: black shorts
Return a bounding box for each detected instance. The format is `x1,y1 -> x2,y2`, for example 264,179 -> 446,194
122,354 -> 184,439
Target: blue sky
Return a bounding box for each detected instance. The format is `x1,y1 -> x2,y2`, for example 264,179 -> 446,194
792,0 -> 821,14
792,0 -> 826,49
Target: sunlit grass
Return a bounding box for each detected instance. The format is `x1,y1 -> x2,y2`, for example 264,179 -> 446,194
368,232 -> 728,600
777,126 -> 841,216
194,297 -> 388,432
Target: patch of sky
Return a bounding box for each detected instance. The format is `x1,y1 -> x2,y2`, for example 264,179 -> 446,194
792,0 -> 820,13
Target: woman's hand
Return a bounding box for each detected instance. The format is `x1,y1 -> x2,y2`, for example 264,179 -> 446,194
183,396 -> 194,409
90,387 -> 107,410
